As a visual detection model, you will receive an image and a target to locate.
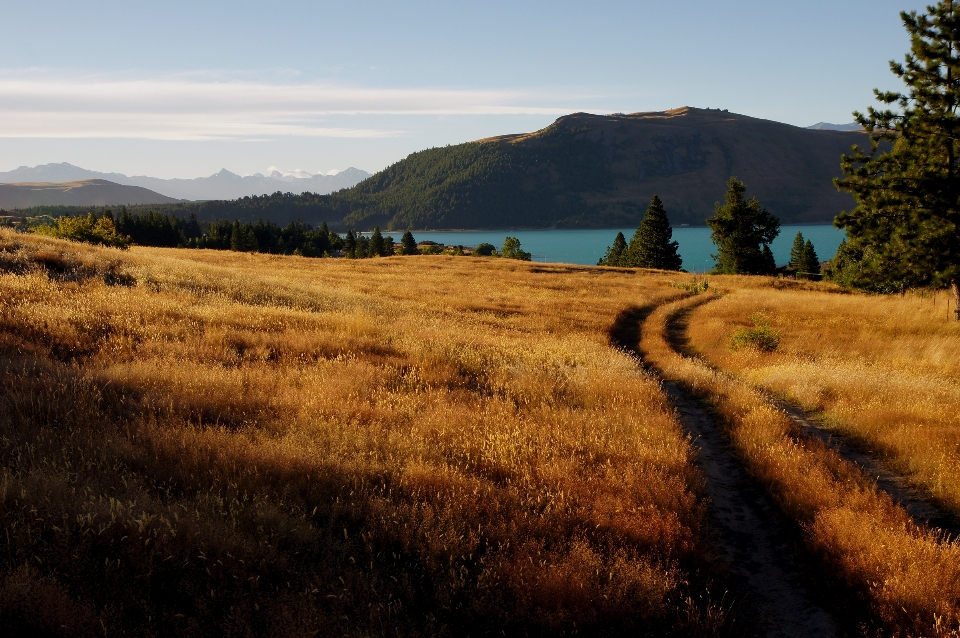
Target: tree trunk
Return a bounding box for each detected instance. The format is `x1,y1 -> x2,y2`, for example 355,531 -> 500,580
953,278 -> 960,322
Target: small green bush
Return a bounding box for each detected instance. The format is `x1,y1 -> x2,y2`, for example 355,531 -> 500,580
730,313 -> 780,352
473,242 -> 496,256
672,276 -> 709,294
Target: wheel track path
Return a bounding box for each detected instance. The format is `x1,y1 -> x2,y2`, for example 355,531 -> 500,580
661,380 -> 839,638
667,296 -> 960,540
612,306 -> 837,638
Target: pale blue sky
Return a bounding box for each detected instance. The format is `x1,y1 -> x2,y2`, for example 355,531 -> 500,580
0,0 -> 927,178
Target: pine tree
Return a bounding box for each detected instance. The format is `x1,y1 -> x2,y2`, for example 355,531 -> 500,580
789,232 -> 806,273
369,227 -> 385,257
803,239 -> 820,277
598,232 -> 628,266
230,222 -> 258,252
760,245 -> 777,275
399,231 -> 418,255
343,230 -> 357,258
706,177 -> 780,274
836,0 -> 960,316
356,235 -> 370,259
626,195 -> 683,270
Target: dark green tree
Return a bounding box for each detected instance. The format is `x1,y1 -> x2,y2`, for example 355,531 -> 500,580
835,0 -> 960,316
500,236 -> 532,261
789,232 -> 807,272
343,230 -> 357,257
369,226 -> 385,257
399,231 -> 418,255
383,235 -> 395,256
803,239 -> 820,277
230,221 -> 259,252
823,239 -> 867,286
760,245 -> 777,275
355,235 -> 370,259
626,195 -> 682,270
598,232 -> 628,266
474,242 -> 496,256
706,177 -> 780,274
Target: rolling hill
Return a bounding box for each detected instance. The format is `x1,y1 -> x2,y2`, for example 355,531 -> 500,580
0,180 -> 181,209
324,106 -> 869,229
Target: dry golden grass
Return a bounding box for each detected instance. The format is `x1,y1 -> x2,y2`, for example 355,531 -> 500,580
0,230 -> 716,636
641,290 -> 960,637
684,279 -> 960,517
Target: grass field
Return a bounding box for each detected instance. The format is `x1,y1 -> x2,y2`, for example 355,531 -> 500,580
5,228 -> 960,636
684,280 -> 960,518
0,230 -> 721,636
656,279 -> 960,636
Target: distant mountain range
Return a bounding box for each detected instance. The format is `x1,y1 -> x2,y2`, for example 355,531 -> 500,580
0,164 -> 371,201
806,122 -> 864,131
0,180 -> 181,209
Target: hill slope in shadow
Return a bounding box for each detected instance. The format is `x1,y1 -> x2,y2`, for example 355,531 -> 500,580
330,107 -> 867,229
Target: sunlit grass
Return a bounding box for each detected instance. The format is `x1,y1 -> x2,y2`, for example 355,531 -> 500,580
643,288 -> 960,636
685,280 -> 960,517
0,230 -> 707,636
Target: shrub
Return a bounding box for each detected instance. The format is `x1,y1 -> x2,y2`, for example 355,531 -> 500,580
729,313 -> 780,352
500,236 -> 531,261
474,242 -> 496,256
33,214 -> 130,248
672,276 -> 709,294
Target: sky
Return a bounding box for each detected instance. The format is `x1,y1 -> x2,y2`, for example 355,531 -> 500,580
0,0 -> 929,179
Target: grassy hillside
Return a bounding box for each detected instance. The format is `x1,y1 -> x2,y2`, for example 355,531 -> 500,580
4,231 -> 959,635
685,282 -> 960,517
641,282 -> 960,635
0,231 -> 719,636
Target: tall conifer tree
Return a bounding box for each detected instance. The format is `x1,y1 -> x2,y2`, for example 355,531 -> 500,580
789,232 -> 807,272
343,230 -> 357,258
706,177 -> 780,274
598,232 -> 628,266
399,231 -> 418,255
627,195 -> 683,270
836,0 -> 960,317
803,239 -> 820,277
369,227 -> 385,257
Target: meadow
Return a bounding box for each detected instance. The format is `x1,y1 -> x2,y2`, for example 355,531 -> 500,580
4,228 -> 960,636
648,279 -> 960,636
683,281 -> 960,518
0,229 -> 717,636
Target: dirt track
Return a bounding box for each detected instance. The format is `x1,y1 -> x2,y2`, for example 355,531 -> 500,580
662,381 -> 838,638
666,298 -> 960,540
610,305 -> 837,637
616,294 -> 960,635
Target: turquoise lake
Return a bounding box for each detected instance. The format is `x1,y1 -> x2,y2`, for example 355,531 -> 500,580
384,225 -> 845,270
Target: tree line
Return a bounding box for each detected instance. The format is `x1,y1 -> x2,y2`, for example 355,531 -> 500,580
29,207 -> 535,261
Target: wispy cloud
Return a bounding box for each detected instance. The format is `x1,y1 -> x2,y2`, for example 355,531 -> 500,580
0,73 -> 581,141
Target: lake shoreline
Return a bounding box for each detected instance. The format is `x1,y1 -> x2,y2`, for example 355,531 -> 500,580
368,221 -> 838,233
368,225 -> 847,268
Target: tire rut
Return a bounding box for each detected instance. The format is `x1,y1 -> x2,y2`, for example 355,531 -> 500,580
663,382 -> 838,638
611,306 -> 838,638
668,297 -> 960,540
